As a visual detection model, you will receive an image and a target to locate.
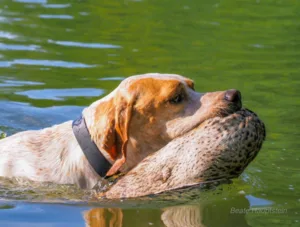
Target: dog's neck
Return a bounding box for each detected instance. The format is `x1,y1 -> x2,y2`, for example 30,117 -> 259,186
34,121 -> 102,189
82,101 -> 136,173
82,99 -> 115,165
72,115 -> 113,177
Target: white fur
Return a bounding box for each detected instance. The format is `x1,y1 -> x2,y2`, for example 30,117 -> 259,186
0,73 -> 205,189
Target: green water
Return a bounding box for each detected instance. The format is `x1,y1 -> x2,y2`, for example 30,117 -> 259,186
0,0 -> 300,226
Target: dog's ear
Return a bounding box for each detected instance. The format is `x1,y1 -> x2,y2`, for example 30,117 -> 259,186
185,79 -> 195,90
106,95 -> 134,176
89,93 -> 135,177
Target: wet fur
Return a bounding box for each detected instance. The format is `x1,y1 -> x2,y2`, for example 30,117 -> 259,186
0,73 -> 242,190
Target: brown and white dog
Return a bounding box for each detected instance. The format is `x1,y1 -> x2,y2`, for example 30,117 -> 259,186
0,73 -> 241,189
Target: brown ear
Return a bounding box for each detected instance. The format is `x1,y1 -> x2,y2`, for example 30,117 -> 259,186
106,96 -> 134,176
185,79 -> 195,90
92,95 -> 134,177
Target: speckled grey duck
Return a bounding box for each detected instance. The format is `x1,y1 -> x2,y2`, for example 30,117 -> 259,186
104,108 -> 266,199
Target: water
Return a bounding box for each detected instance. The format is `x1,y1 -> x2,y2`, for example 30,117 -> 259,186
0,0 -> 300,226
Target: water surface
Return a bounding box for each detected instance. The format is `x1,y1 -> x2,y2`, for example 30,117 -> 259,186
0,0 -> 300,226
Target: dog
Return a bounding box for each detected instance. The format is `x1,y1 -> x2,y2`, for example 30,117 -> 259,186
0,73 -> 241,189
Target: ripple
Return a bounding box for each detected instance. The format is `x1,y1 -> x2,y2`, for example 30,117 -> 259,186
79,12 -> 89,16
98,77 -> 125,81
0,59 -> 96,68
39,14 -> 74,20
13,0 -> 47,3
0,79 -> 44,87
0,16 -> 9,23
0,61 -> 11,67
42,4 -> 71,8
0,16 -> 23,23
249,44 -> 274,49
0,101 -> 84,131
48,39 -> 121,49
0,31 -> 18,39
0,43 -> 41,51
15,88 -> 105,100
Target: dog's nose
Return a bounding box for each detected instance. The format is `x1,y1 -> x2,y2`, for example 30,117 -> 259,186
224,89 -> 242,103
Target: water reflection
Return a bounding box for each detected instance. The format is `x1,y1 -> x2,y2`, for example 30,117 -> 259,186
84,208 -> 123,227
48,40 -> 121,49
16,88 -> 105,100
43,4 -> 71,9
0,0 -> 300,225
0,101 -> 83,133
0,43 -> 41,51
161,206 -> 202,227
13,0 -> 47,3
84,196 -> 251,227
0,79 -> 44,87
0,59 -> 96,68
39,14 -> 74,20
0,31 -> 18,39
99,77 -> 125,81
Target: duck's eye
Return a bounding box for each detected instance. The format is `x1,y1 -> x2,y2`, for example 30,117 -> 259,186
169,94 -> 184,104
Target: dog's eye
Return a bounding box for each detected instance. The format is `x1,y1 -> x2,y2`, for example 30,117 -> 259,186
169,94 -> 184,104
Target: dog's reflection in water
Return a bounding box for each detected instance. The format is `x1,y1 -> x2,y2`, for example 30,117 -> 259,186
83,196 -> 250,227
84,205 -> 202,227
84,208 -> 123,227
161,206 -> 202,227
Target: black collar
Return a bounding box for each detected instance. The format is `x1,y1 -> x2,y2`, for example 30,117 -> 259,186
72,116 -> 112,178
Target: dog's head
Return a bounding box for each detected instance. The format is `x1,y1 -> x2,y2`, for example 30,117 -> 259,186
83,73 -> 242,176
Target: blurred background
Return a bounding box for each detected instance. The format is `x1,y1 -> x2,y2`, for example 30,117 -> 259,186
0,0 -> 299,226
